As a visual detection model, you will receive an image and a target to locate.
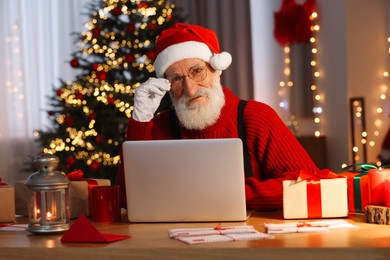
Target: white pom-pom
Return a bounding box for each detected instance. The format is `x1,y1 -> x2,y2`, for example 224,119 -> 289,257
210,52 -> 232,71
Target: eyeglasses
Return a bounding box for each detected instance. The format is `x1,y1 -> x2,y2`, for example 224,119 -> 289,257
166,65 -> 208,89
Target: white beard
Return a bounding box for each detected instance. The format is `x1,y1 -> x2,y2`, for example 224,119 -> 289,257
169,77 -> 225,130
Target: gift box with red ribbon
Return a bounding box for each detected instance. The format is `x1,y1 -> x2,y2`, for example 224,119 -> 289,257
339,164 -> 372,213
15,170 -> 110,219
283,169 -> 348,219
67,170 -> 111,219
0,177 -> 15,223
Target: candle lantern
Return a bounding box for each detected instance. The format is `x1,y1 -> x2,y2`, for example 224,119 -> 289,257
25,153 -> 70,234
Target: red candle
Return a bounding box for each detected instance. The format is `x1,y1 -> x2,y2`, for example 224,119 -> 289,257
368,168 -> 390,205
385,175 -> 390,207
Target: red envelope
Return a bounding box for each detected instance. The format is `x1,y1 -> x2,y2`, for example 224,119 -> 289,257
61,214 -> 131,243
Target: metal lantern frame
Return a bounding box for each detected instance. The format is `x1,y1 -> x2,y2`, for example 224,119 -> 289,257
25,154 -> 70,234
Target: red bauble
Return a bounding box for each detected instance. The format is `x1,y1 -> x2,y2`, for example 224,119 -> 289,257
70,58 -> 79,68
112,6 -> 122,16
125,53 -> 135,63
147,50 -> 156,60
148,23 -> 156,31
92,63 -> 99,71
97,70 -> 107,81
74,92 -> 84,99
64,116 -> 74,127
66,157 -> 76,167
95,134 -> 105,143
126,23 -> 136,33
56,89 -> 63,96
89,112 -> 97,121
137,1 -> 149,9
47,111 -> 55,116
107,96 -> 115,104
89,161 -> 101,171
91,27 -> 101,38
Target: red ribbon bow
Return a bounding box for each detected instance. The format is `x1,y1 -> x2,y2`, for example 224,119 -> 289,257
296,169 -> 345,218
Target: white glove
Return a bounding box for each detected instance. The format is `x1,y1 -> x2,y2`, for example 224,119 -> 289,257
132,77 -> 171,122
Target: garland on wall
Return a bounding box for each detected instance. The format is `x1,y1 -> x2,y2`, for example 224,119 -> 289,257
273,0 -> 322,137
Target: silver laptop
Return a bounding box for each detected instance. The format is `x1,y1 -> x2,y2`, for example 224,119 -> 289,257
122,138 -> 247,222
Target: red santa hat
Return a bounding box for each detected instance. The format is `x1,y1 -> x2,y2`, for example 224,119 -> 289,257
153,23 -> 232,78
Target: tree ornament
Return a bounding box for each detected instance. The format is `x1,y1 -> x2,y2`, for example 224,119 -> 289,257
89,161 -> 101,171
148,23 -> 156,31
74,92 -> 84,100
95,134 -> 105,143
97,70 -> 107,81
137,1 -> 150,9
125,53 -> 136,63
66,157 -> 76,167
126,23 -> 136,33
147,50 -> 156,60
56,89 -> 63,96
92,63 -> 99,71
70,58 -> 79,68
64,116 -> 74,127
112,6 -> 122,16
107,96 -> 115,104
91,27 -> 101,38
88,112 -> 97,121
48,111 -> 55,116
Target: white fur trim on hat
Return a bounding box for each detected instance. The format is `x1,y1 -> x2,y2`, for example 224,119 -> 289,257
210,52 -> 232,71
154,41 -> 232,77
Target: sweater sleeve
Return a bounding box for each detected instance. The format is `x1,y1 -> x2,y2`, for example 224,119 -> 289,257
244,102 -> 319,210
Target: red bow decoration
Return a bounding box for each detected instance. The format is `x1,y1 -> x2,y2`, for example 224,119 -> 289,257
274,0 -> 317,46
66,169 -> 85,181
295,169 -> 345,218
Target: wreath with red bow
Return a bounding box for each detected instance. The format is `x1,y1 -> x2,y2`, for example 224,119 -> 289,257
274,0 -> 317,46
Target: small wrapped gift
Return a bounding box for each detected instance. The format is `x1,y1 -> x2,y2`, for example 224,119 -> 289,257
67,170 -> 110,219
339,164 -> 371,213
283,169 -> 348,219
0,178 -> 15,223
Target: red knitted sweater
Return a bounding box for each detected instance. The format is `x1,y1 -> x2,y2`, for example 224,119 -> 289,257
116,87 -> 319,210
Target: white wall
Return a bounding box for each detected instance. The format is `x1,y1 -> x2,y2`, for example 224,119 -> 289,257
250,0 -> 390,171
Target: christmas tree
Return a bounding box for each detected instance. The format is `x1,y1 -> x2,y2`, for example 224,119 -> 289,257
36,0 -> 183,182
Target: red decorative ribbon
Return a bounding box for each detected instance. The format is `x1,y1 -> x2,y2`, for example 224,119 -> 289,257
0,177 -> 8,186
296,169 -> 346,218
66,170 -> 99,214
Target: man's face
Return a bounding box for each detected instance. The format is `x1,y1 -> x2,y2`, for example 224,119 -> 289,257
165,58 -> 225,130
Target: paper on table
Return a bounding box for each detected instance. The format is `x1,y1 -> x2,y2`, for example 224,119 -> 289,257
0,224 -> 28,232
169,225 -> 274,244
264,220 -> 358,234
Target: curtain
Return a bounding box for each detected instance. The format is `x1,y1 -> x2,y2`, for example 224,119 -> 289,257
0,0 -> 90,184
173,0 -> 254,100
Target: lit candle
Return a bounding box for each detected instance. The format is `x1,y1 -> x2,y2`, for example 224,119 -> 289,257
46,212 -> 55,221
368,168 -> 390,205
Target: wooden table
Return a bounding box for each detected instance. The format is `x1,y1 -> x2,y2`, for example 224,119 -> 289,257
0,211 -> 389,259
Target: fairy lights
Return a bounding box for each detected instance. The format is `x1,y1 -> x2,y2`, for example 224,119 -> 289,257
278,10 -> 322,137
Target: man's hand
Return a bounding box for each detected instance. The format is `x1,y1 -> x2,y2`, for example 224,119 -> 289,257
132,78 -> 171,122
